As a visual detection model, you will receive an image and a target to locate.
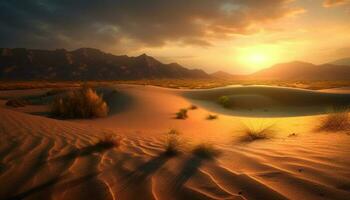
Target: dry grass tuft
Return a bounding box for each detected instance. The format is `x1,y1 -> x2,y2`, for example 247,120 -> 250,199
192,143 -> 221,160
288,133 -> 298,137
164,129 -> 182,156
5,99 -> 30,107
51,86 -> 108,118
240,123 -> 276,142
318,107 -> 350,132
96,134 -> 121,149
206,114 -> 218,120
188,105 -> 198,110
176,108 -> 188,119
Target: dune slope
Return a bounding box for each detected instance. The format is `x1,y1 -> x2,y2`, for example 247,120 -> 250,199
183,85 -> 350,117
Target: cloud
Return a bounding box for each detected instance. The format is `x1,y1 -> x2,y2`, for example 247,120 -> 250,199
0,0 -> 304,50
323,0 -> 350,7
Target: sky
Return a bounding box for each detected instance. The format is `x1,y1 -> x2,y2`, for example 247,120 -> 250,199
0,0 -> 349,74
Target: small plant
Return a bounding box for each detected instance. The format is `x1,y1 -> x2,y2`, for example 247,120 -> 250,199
218,96 -> 230,108
188,105 -> 198,110
176,108 -> 188,119
192,143 -> 221,160
5,99 -> 29,107
51,86 -> 108,118
288,133 -> 298,137
97,134 -> 121,149
206,114 -> 218,120
318,107 -> 350,132
240,123 -> 276,142
164,129 -> 181,156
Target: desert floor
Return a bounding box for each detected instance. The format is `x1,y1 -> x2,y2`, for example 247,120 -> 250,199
0,84 -> 350,200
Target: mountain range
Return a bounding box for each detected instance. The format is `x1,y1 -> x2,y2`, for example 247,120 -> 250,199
250,61 -> 350,80
1,47 -> 350,81
0,48 -> 209,80
213,61 -> 350,80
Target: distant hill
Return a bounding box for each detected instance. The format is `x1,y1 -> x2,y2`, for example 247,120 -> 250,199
0,48 -> 209,80
211,70 -> 247,80
328,57 -> 350,66
211,71 -> 235,79
250,61 -> 350,80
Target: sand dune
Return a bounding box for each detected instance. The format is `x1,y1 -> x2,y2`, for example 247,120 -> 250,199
1,85 -> 350,200
183,85 -> 350,117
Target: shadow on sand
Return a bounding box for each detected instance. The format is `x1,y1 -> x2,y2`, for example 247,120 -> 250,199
8,149 -> 175,200
6,142 -> 115,200
170,144 -> 221,193
47,140 -> 117,163
6,172 -> 100,200
119,152 -> 174,191
171,150 -> 221,192
171,156 -> 203,192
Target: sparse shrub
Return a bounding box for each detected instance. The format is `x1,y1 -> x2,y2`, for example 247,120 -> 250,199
51,86 -> 108,118
240,123 -> 276,142
288,133 -> 298,137
96,134 -> 121,149
218,96 -> 230,108
206,114 -> 218,120
318,107 -> 350,132
5,99 -> 30,107
189,105 -> 198,110
164,129 -> 181,156
176,108 -> 188,119
192,143 -> 221,160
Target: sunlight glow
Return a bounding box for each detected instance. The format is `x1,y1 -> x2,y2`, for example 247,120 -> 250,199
246,53 -> 269,65
235,45 -> 281,72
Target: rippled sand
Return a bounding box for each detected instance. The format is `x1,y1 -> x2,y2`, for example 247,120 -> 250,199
1,85 -> 350,200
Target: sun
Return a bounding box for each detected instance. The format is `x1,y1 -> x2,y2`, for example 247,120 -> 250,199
245,53 -> 269,66
236,45 -> 279,72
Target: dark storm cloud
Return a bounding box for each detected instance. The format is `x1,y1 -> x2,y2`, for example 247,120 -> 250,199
0,0 -> 302,49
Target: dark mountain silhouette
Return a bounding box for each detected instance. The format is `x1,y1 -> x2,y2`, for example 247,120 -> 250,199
0,48 -> 209,80
250,61 -> 350,80
1,48 -> 350,81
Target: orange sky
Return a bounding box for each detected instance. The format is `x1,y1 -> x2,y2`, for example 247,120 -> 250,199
126,0 -> 350,74
1,0 -> 350,74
